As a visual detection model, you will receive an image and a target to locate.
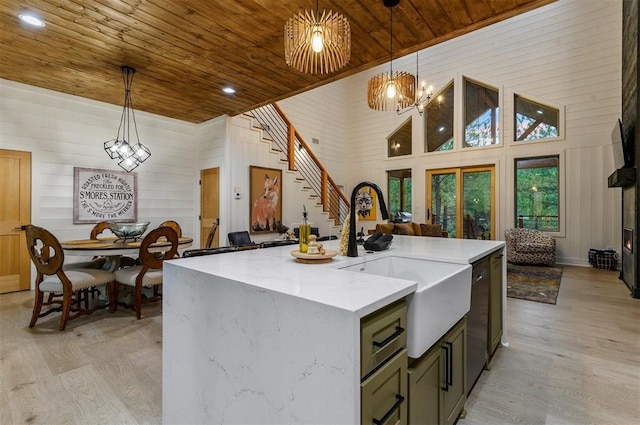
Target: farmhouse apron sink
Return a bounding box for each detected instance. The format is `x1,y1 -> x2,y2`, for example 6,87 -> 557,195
339,256 -> 472,358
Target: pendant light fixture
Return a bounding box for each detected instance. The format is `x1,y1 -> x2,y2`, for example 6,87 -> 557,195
284,0 -> 351,74
397,51 -> 434,115
104,66 -> 151,172
367,0 -> 415,112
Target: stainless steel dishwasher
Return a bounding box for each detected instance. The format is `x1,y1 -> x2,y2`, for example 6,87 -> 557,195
467,256 -> 489,393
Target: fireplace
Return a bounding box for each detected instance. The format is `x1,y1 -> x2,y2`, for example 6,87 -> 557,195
624,228 -> 633,252
621,187 -> 637,297
616,0 -> 639,298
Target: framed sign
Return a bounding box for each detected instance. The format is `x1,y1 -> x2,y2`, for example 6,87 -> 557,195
355,187 -> 377,220
250,166 -> 282,234
73,167 -> 137,224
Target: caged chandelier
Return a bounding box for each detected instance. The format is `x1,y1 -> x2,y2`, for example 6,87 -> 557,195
284,0 -> 351,74
397,51 -> 434,115
104,66 -> 151,172
367,0 -> 415,112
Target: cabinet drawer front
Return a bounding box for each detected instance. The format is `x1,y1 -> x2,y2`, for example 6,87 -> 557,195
361,349 -> 408,425
361,300 -> 407,378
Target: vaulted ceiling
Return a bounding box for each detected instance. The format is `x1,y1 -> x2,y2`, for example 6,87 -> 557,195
0,0 -> 556,123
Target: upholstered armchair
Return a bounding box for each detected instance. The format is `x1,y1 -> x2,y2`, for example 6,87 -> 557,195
504,228 -> 556,265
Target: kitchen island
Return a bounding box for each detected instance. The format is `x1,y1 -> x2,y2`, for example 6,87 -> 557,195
162,236 -> 505,424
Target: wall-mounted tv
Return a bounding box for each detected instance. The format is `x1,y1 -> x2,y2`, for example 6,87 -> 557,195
611,118 -> 633,169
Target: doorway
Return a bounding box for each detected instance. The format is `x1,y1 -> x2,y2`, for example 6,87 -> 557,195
0,150 -> 31,293
426,165 -> 495,239
200,168 -> 220,248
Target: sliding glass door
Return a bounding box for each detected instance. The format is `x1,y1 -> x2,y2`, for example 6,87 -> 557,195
426,165 -> 495,239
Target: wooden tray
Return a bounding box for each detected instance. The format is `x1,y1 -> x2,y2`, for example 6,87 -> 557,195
290,249 -> 337,264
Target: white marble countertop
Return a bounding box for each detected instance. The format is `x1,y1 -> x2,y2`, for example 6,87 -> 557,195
169,235 -> 504,318
163,235 -> 506,424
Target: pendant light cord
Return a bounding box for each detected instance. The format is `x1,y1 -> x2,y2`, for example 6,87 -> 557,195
389,6 -> 393,76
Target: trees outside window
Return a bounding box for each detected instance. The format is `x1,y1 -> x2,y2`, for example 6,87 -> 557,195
514,95 -> 559,141
464,78 -> 499,147
387,169 -> 412,216
515,156 -> 559,231
424,81 -> 454,152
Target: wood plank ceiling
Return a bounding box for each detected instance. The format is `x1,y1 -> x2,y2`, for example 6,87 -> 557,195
0,0 -> 556,123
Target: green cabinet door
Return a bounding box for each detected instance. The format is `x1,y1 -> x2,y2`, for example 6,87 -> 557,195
408,344 -> 443,425
442,318 -> 467,425
409,318 -> 467,425
488,250 -> 503,359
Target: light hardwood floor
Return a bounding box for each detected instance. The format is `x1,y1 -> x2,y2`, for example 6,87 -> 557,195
0,266 -> 638,424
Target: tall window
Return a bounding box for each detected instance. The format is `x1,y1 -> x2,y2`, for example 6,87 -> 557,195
387,169 -> 412,216
427,166 -> 495,239
424,81 -> 454,152
514,94 -> 560,142
388,118 -> 412,157
464,78 -> 499,148
515,156 -> 559,232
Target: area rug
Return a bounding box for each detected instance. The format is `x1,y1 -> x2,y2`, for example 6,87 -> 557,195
507,264 -> 563,304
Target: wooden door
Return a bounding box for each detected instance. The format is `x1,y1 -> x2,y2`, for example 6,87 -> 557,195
200,168 -> 220,248
0,150 -> 31,293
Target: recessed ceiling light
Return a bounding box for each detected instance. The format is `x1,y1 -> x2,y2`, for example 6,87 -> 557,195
222,86 -> 236,95
18,12 -> 45,27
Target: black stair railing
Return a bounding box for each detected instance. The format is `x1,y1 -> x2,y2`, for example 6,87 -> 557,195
251,103 -> 349,226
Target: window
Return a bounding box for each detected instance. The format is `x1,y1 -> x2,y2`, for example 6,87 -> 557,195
387,169 -> 412,217
426,166 -> 495,239
387,118 -> 412,157
514,95 -> 560,142
515,156 -> 559,232
424,81 -> 454,152
464,78 -> 499,148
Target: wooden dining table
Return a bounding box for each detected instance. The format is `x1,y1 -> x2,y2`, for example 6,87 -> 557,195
61,236 -> 193,271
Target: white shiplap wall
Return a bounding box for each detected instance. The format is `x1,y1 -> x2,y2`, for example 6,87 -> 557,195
0,0 -> 623,267
225,114 -> 343,243
280,0 -> 622,266
0,79 -> 200,257
278,80 -> 349,185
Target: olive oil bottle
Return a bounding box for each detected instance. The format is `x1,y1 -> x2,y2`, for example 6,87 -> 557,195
299,205 -> 311,253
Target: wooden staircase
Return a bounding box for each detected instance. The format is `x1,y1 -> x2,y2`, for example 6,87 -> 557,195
246,103 -> 350,227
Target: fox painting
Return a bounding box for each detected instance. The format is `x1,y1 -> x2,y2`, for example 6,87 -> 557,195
355,187 -> 374,220
252,173 -> 280,232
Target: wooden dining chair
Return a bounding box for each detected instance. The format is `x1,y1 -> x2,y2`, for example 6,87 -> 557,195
205,218 -> 219,248
90,221 -> 111,239
159,220 -> 182,238
113,226 -> 179,319
60,221 -> 111,272
25,225 -> 116,331
60,220 -> 110,300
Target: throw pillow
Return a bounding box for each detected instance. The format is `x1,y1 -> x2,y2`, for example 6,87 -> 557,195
394,223 -> 415,235
411,222 -> 422,236
420,223 -> 443,237
376,223 -> 395,234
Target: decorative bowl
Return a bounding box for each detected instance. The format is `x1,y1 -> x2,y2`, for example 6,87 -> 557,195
107,221 -> 150,240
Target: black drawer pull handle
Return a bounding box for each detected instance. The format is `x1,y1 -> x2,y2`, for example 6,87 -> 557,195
372,394 -> 405,425
441,344 -> 449,391
446,341 -> 453,386
373,326 -> 405,349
